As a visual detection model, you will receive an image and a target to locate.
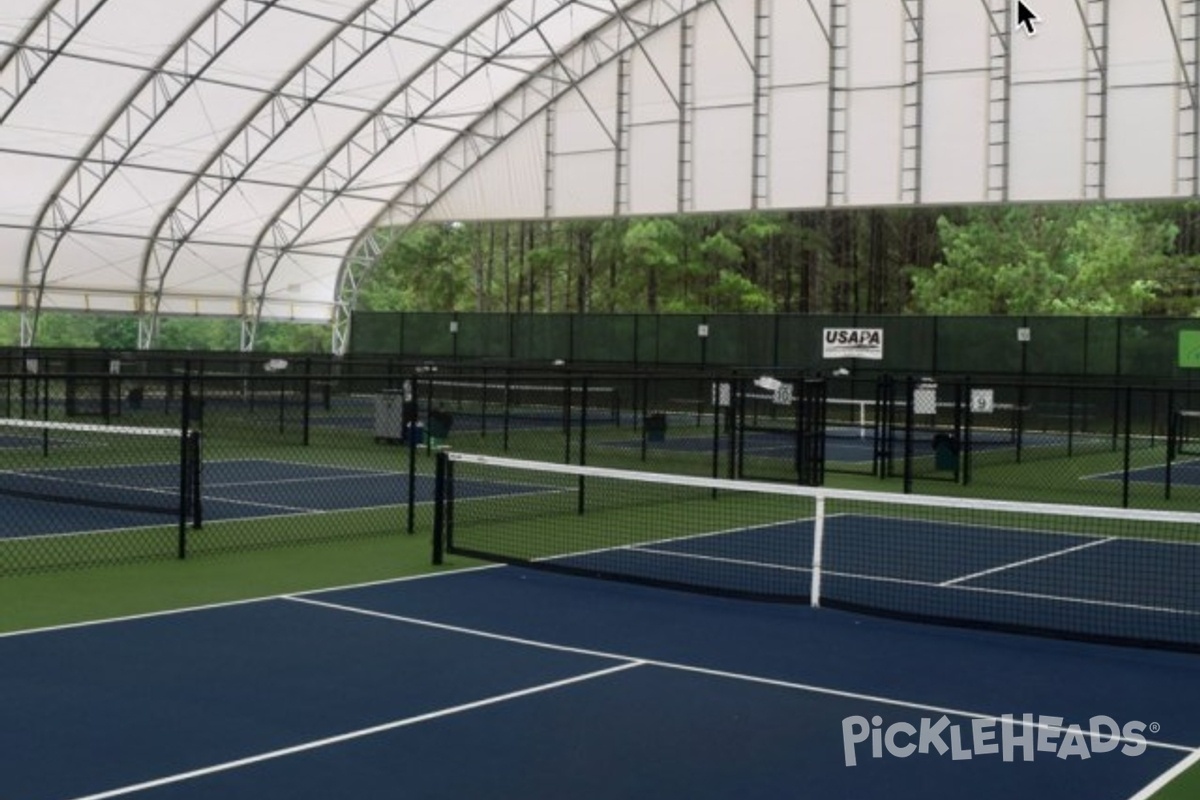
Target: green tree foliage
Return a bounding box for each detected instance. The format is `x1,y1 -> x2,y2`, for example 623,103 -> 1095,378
361,224 -> 472,311
908,204 -> 1186,315
622,218 -> 683,312
7,202 -> 1200,353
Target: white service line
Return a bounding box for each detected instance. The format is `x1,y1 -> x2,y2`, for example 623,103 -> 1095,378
63,661 -> 643,800
1124,745 -> 1200,800
939,537 -> 1116,587
286,595 -> 1194,753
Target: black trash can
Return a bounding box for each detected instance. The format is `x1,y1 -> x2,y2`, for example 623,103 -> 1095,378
932,432 -> 959,471
645,413 -> 667,443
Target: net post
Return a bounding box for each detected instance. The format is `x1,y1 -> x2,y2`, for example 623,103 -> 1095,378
41,372 -> 49,456
961,376 -> 972,486
1015,381 -> 1027,463
406,373 -> 418,535
711,377 -> 723,493
189,429 -> 203,530
951,381 -> 964,485
277,375 -> 286,435
577,377 -> 588,515
639,375 -> 649,463
1122,385 -> 1133,508
302,358 -> 312,447
406,416 -> 418,535
810,494 -> 826,609
734,377 -> 746,479
562,375 -> 572,465
502,370 -> 512,452
873,375 -> 887,478
903,376 -> 915,494
479,370 -> 489,437
1110,384 -> 1120,452
817,378 -> 828,485
580,376 -> 589,466
1166,388 -> 1176,501
1066,384 -> 1076,457
446,452 -> 455,547
431,449 -> 447,565
177,366 -> 192,560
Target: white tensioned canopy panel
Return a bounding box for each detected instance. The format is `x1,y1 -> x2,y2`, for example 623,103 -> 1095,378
0,1 -> 1195,353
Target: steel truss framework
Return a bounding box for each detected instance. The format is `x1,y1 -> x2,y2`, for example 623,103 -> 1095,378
0,0 -> 1192,353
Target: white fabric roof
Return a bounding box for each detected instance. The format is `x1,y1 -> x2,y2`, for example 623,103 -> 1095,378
0,0 -> 711,350
0,1 -> 1192,351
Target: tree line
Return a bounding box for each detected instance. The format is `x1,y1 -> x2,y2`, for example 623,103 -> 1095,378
2,201 -> 1198,352
361,203 -> 1200,318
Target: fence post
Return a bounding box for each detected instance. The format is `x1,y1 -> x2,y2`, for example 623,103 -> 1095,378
431,449 -> 447,565
178,364 -> 192,560
1122,385 -> 1133,508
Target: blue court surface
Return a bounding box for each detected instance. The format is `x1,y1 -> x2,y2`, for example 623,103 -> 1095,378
2,566 -> 1198,799
599,431 -> 879,463
0,460 -> 542,539
541,514 -> 1200,648
1093,460 -> 1200,487
602,429 -> 1027,464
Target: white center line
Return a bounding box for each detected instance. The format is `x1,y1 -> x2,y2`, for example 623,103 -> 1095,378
939,538 -> 1116,587
62,661 -> 643,800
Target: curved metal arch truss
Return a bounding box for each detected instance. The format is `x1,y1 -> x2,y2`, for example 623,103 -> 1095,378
332,0 -> 714,354
234,0 -> 594,351
0,1 -> 1195,352
136,0 -> 438,349
21,0 -> 275,347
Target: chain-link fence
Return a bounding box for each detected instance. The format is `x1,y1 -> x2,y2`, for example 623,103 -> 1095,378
0,362 -> 426,575
350,312 -> 1200,382
5,352 -> 1200,575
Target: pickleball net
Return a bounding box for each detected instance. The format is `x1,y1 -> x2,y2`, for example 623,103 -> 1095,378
433,452 -> 1200,652
0,417 -> 202,524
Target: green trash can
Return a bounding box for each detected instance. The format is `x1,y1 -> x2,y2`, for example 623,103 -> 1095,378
427,409 -> 453,448
933,433 -> 959,471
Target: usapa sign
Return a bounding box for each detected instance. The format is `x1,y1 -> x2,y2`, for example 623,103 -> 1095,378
823,328 -> 884,361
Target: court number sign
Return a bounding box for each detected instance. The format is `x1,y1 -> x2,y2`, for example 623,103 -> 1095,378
970,389 -> 995,414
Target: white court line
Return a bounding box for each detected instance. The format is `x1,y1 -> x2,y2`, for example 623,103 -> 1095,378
939,538 -> 1117,587
196,493 -> 317,514
2,519 -> 178,545
1080,459 -> 1200,483
1125,746 -> 1200,800
10,579 -> 1199,798
62,661 -> 643,800
614,545 -> 1200,617
630,545 -> 810,574
537,516 -> 824,565
286,595 -> 1194,754
0,566 -> 503,639
0,468 -> 179,498
579,526 -> 1196,617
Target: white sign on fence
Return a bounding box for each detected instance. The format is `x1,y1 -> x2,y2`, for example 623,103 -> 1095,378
823,328 -> 884,360
913,382 -> 938,415
970,389 -> 995,414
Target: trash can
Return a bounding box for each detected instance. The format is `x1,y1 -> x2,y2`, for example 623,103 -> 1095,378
645,413 -> 667,443
373,389 -> 407,442
932,432 -> 959,471
427,409 -> 453,448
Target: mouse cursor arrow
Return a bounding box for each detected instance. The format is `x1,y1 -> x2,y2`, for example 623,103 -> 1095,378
1016,1 -> 1041,36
